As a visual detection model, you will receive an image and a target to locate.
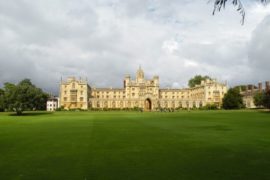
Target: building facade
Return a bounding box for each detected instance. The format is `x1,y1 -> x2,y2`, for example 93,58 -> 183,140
59,77 -> 91,110
60,67 -> 227,110
241,81 -> 270,108
46,97 -> 60,111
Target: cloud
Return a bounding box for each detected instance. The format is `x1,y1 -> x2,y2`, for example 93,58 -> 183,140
0,0 -> 269,94
248,14 -> 270,82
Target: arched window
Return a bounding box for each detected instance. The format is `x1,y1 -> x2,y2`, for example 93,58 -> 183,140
172,102 -> 175,108
193,101 -> 196,108
179,101 -> 182,108
89,101 -> 92,108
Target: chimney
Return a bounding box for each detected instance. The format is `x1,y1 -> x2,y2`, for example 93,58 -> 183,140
258,82 -> 262,92
266,81 -> 270,91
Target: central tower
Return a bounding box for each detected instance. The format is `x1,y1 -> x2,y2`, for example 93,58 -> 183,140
136,66 -> 144,82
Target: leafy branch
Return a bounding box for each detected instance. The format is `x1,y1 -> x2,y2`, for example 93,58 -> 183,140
212,0 -> 268,24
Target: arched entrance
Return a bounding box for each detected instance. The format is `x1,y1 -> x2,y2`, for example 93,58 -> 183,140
144,98 -> 152,111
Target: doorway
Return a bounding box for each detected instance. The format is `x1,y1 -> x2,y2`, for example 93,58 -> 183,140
144,98 -> 152,111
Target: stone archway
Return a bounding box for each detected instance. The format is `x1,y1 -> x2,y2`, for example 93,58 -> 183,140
144,98 -> 152,111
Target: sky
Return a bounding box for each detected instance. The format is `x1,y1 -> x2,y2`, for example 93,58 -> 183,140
0,0 -> 270,94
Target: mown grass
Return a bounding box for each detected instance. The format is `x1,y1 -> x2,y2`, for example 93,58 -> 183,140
0,110 -> 270,180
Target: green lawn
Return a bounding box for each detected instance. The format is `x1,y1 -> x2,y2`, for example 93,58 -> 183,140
0,110 -> 270,180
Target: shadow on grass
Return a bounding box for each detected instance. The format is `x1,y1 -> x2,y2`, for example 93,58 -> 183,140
9,111 -> 54,116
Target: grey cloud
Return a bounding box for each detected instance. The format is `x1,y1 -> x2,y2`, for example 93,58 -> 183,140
0,0 -> 269,94
248,15 -> 270,83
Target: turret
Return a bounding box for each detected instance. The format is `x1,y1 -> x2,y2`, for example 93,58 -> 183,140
258,82 -> 262,92
124,75 -> 131,88
266,81 -> 270,91
153,76 -> 159,86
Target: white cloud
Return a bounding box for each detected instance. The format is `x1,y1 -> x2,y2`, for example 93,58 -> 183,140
162,40 -> 179,54
184,60 -> 199,68
0,0 -> 269,93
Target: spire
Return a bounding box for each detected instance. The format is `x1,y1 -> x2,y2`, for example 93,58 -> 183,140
136,65 -> 144,81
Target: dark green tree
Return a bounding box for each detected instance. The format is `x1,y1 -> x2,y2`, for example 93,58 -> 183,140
3,83 -> 17,113
253,92 -> 264,107
234,85 -> 247,91
222,88 -> 244,109
3,79 -> 48,115
188,75 -> 211,88
262,90 -> 270,109
0,88 -> 4,112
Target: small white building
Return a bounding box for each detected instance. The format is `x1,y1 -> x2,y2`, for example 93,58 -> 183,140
47,97 -> 59,111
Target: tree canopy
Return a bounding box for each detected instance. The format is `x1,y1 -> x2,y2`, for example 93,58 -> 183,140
253,90 -> 270,109
253,91 -> 264,107
2,79 -> 48,115
222,88 -> 244,109
188,75 -> 211,88
262,90 -> 270,109
0,88 -> 4,112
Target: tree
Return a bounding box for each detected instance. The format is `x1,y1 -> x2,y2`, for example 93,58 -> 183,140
0,88 -> 4,112
3,79 -> 49,115
253,90 -> 270,109
222,88 -> 244,109
3,82 -> 17,113
262,90 -> 270,109
212,0 -> 268,24
234,85 -> 247,91
18,79 -> 48,111
188,75 -> 211,88
253,92 -> 264,107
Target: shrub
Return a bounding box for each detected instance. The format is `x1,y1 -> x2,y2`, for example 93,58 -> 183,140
200,104 -> 219,110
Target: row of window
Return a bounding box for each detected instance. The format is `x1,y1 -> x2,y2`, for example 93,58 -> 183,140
64,91 -> 84,95
47,104 -> 56,107
63,97 -> 84,102
91,101 -> 204,108
95,91 -> 124,94
64,84 -> 84,89
96,95 -> 126,99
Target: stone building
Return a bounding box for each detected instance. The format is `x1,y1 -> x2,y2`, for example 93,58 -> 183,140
241,81 -> 270,108
46,96 -> 60,111
59,77 -> 91,110
59,67 -> 227,110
